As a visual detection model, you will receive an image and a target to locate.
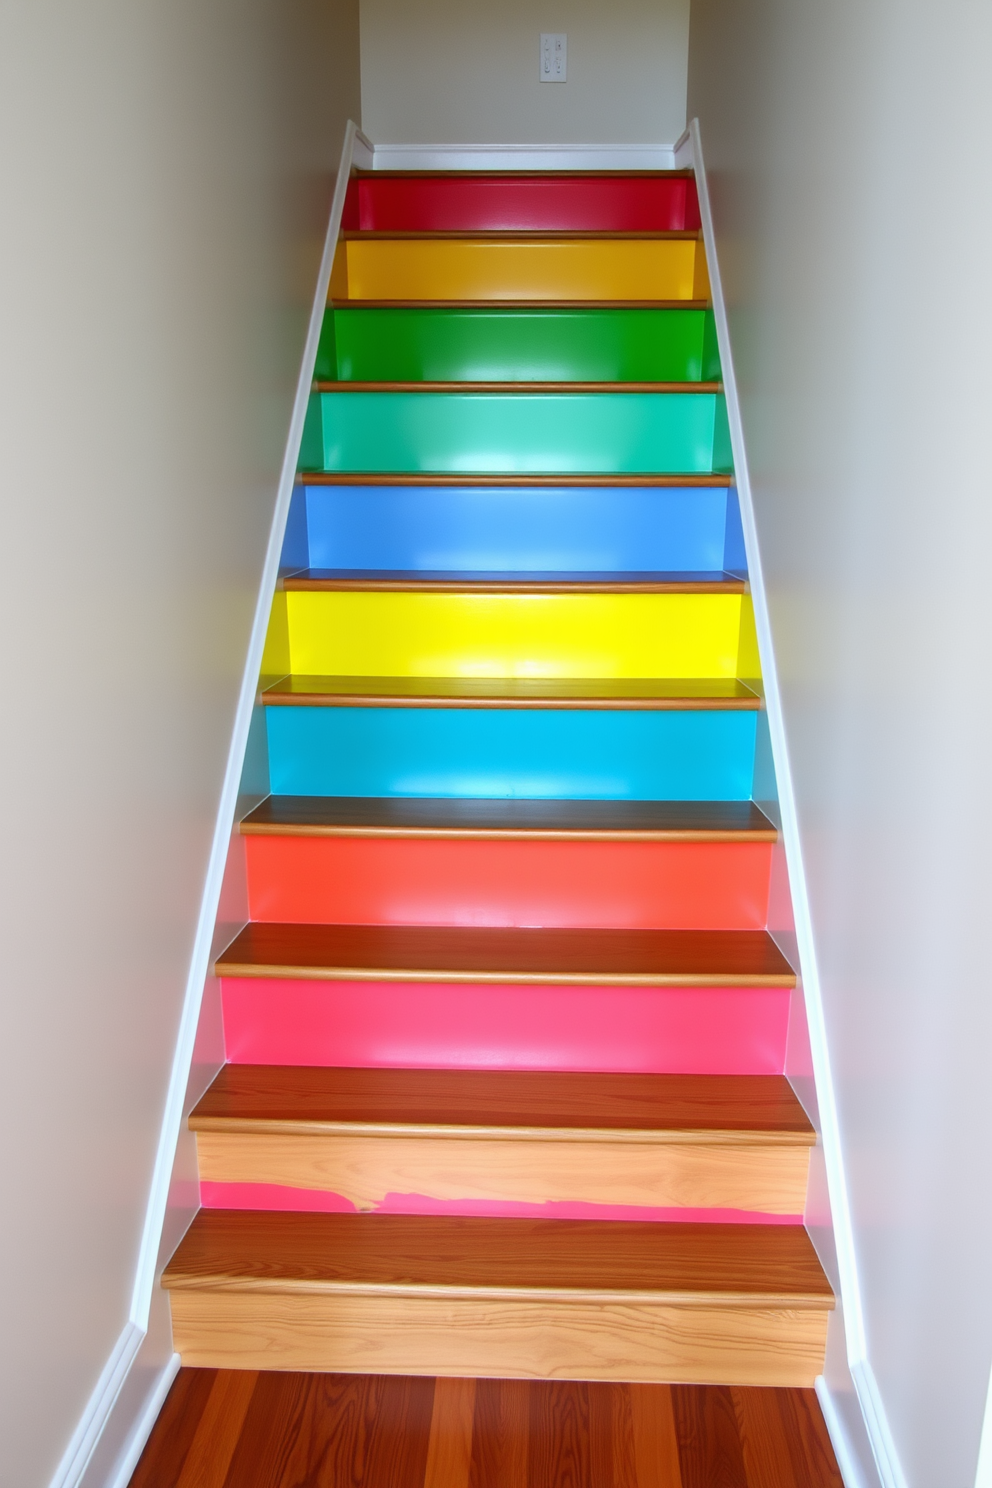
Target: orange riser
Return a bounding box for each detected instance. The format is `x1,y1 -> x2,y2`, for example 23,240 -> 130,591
243,835 -> 773,931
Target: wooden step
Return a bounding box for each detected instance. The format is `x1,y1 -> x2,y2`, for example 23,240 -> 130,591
162,1211 -> 832,1384
313,381 -> 724,394
260,677 -> 762,711
329,299 -> 713,310
280,570 -> 744,594
239,797 -> 777,840
340,231 -> 702,242
297,471 -> 734,487
214,924 -> 796,986
191,1066 -> 814,1218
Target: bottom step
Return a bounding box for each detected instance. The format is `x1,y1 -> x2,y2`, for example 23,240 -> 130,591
163,1211 -> 832,1387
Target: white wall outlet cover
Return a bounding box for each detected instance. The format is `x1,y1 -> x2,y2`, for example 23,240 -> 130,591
540,33 -> 567,82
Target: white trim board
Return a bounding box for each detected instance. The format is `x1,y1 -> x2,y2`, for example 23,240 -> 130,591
46,118 -> 369,1488
370,142 -> 677,171
685,114 -> 904,1488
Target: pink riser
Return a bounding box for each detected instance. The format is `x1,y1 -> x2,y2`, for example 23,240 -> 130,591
199,1182 -> 802,1225
221,978 -> 790,1075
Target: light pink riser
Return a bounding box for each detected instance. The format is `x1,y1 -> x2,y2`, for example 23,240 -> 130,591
200,1182 -> 801,1225
221,978 -> 791,1074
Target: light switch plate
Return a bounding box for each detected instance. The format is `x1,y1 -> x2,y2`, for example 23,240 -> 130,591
540,33 -> 567,83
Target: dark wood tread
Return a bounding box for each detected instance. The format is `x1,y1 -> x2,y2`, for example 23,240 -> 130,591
163,1211 -> 832,1306
329,300 -> 712,312
239,796 -> 776,841
296,471 -> 732,487
191,1066 -> 813,1142
341,231 -> 701,243
280,568 -> 744,594
260,676 -> 762,711
313,381 -> 722,394
214,923 -> 796,987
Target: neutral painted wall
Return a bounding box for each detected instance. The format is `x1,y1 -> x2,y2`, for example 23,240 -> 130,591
688,4 -> 992,1485
0,3 -> 360,1483
359,0 -> 689,145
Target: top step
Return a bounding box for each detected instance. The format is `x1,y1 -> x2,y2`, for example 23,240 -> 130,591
343,172 -> 701,235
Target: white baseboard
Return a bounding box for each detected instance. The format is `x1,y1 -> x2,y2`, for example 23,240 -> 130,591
47,1326 -> 145,1488
369,142 -> 678,171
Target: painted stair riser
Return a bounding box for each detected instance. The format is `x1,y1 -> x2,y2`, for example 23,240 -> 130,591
330,239 -> 710,304
263,591 -> 753,680
195,1136 -> 807,1219
242,835 -> 773,930
343,175 -> 702,233
264,708 -> 758,800
299,392 -> 732,476
220,979 -> 791,1075
317,308 -> 720,384
286,484 -> 746,574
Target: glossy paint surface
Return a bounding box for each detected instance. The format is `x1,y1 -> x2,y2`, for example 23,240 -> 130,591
317,307 -> 720,384
243,834 -> 774,929
276,590 -> 745,678
297,484 -> 736,573
300,391 -> 730,475
332,236 -> 705,303
343,174 -> 702,233
264,706 -> 758,799
220,977 -> 791,1074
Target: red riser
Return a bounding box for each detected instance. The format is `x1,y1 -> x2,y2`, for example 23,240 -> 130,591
243,836 -> 773,932
341,174 -> 702,233
199,1183 -> 801,1226
220,978 -> 791,1075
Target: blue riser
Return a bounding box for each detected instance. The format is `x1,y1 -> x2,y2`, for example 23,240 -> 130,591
288,485 -> 743,574
265,708 -> 757,800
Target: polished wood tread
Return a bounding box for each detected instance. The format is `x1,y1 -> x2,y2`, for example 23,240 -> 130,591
214,923 -> 796,986
191,1066 -> 814,1142
340,231 -> 701,242
164,1211 -> 831,1305
330,300 -> 712,312
260,677 -> 762,711
314,381 -> 723,394
355,167 -> 698,179
296,471 -> 732,487
239,796 -> 777,841
280,569 -> 744,594
130,1369 -> 844,1488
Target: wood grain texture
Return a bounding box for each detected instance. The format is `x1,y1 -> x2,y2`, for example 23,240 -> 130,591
425,1377 -> 477,1488
128,1367 -> 219,1488
470,1378 -> 530,1488
163,1212 -> 831,1303
239,796 -> 777,841
260,676 -> 762,711
166,1369 -> 257,1488
281,570 -> 743,594
732,1387 -> 845,1488
672,1385 -> 748,1488
214,923 -> 797,987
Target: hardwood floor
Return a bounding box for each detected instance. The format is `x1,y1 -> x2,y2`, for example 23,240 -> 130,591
129,1371 -> 844,1487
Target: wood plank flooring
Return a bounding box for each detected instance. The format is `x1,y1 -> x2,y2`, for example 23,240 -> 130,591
129,1371 -> 844,1488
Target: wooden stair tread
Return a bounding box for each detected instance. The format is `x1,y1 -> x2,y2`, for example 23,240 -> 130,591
353,169 -> 697,180
163,1210 -> 832,1305
341,231 -> 701,242
296,471 -> 732,487
260,676 -> 762,710
314,381 -> 722,394
191,1066 -> 813,1140
330,300 -> 712,312
215,923 -> 796,986
281,569 -> 744,594
239,796 -> 776,840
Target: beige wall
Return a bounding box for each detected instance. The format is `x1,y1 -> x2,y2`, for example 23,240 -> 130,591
359,0 -> 689,145
0,3 -> 359,1483
688,3 -> 992,1485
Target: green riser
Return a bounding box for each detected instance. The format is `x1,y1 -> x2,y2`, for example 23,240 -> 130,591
316,307 -> 721,384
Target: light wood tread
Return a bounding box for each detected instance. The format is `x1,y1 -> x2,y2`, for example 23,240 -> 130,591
296,471 -> 732,487
162,1211 -> 833,1307
280,569 -> 744,594
313,381 -> 723,394
190,1066 -> 814,1143
260,676 -> 762,711
239,795 -> 777,841
329,300 -> 712,312
340,231 -> 701,243
214,923 -> 796,986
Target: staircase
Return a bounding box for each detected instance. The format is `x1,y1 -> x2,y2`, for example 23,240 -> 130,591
163,166 -> 833,1386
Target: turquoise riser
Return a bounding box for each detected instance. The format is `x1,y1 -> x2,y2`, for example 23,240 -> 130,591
283,484 -> 745,574
265,708 -> 757,800
299,393 -> 733,476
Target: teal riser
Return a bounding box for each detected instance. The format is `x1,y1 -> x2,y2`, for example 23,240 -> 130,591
265,708 -> 757,800
299,392 -> 732,476
316,307 -> 722,384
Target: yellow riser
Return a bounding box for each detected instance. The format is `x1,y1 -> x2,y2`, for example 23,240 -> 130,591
168,1290 -> 829,1387
331,238 -> 711,303
194,1129 -> 811,1216
262,590 -> 757,680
